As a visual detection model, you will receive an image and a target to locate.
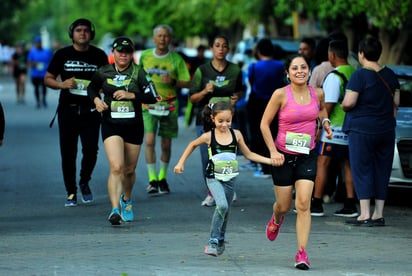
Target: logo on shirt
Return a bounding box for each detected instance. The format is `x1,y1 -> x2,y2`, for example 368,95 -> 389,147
64,60 -> 98,72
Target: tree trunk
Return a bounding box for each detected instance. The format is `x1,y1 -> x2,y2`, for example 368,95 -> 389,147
380,29 -> 410,65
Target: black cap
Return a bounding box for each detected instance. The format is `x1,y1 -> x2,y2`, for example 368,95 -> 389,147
112,37 -> 134,53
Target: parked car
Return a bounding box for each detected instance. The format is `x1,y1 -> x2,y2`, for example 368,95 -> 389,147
389,65 -> 412,188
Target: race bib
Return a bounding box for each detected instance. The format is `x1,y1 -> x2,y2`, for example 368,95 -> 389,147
36,62 -> 45,71
146,101 -> 173,116
211,152 -> 239,181
285,132 -> 311,154
213,160 -> 239,181
110,100 -> 135,118
69,78 -> 90,96
320,125 -> 348,145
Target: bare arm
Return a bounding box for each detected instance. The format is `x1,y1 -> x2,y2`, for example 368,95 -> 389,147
342,90 -> 358,111
316,87 -> 333,139
190,82 -> 214,103
174,132 -> 211,174
260,88 -> 285,166
393,89 -> 400,117
44,72 -> 76,90
235,130 -> 272,166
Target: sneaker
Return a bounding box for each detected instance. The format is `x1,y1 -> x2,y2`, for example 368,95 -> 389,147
80,183 -> 93,204
204,239 -> 219,257
217,240 -> 225,256
334,206 -> 359,218
158,179 -> 170,194
64,194 -> 78,207
201,195 -> 215,207
108,208 -> 122,226
310,203 -> 324,217
295,247 -> 310,270
146,180 -> 159,194
266,214 -> 284,241
120,194 -> 134,222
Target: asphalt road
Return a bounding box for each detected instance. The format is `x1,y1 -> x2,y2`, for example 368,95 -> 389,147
0,74 -> 411,276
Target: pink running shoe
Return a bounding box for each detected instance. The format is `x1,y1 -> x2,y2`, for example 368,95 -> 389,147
295,247 -> 310,270
265,214 -> 284,241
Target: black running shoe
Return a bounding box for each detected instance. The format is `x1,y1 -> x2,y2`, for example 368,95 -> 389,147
80,183 -> 93,204
158,179 -> 170,194
146,180 -> 159,194
334,206 -> 359,218
310,204 -> 324,217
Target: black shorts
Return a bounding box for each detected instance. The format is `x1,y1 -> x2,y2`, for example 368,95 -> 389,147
270,149 -> 318,186
101,120 -> 143,145
13,68 -> 27,78
317,142 -> 349,159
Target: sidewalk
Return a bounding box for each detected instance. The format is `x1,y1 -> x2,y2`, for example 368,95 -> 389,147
0,74 -> 411,276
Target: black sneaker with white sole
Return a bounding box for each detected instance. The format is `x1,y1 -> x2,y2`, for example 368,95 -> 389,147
146,180 -> 159,194
334,206 -> 359,217
158,179 -> 170,194
310,204 -> 324,217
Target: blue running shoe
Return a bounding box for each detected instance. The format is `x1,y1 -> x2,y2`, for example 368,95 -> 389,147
120,194 -> 134,222
108,208 -> 122,225
65,194 -> 78,207
80,183 -> 93,204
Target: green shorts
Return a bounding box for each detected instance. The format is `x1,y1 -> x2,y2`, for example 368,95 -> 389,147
143,104 -> 178,138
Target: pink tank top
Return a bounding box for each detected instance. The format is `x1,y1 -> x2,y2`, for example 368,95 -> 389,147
275,85 -> 319,155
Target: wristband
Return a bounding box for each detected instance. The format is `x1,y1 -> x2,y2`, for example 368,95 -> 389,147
322,118 -> 331,126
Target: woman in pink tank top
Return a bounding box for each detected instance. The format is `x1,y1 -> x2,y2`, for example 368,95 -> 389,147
260,54 -> 332,270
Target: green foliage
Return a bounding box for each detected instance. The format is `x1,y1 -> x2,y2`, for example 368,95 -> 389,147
2,0 -> 411,64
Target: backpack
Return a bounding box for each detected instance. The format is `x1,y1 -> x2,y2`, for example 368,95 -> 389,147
322,70 -> 348,102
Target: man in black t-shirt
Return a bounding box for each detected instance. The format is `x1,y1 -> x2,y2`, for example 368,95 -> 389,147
45,18 -> 108,207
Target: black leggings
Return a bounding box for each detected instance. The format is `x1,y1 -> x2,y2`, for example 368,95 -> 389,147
31,77 -> 47,105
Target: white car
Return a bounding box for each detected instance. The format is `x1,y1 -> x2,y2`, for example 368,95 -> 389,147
389,65 -> 412,188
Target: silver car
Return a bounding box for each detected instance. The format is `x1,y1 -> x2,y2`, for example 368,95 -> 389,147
389,65 -> 412,187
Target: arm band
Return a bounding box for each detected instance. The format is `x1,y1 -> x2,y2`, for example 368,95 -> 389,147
322,118 -> 331,126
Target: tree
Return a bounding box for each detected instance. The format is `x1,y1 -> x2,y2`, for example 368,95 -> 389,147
0,0 -> 30,44
6,0 -> 412,64
275,0 -> 412,64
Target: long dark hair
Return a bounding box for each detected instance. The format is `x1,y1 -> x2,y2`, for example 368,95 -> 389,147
202,101 -> 234,132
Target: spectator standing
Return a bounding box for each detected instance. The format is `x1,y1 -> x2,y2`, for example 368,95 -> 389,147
28,36 -> 53,108
260,54 -> 332,270
342,36 -> 400,227
10,41 -> 29,104
247,38 -> 286,177
184,45 -> 208,127
140,24 -> 191,195
299,37 -> 317,70
174,101 -> 274,256
87,37 -> 159,225
308,37 -> 334,88
189,35 -> 243,206
44,18 -> 108,207
311,40 -> 358,217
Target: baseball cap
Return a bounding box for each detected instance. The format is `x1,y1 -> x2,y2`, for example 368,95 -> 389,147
34,36 -> 42,43
112,37 -> 134,53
